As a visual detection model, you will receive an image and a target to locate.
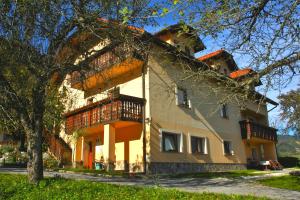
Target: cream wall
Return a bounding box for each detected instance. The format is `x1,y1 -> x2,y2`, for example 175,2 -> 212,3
58,38 -> 149,169
147,47 -> 247,164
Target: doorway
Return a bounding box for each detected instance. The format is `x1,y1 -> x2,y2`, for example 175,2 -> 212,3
88,141 -> 93,169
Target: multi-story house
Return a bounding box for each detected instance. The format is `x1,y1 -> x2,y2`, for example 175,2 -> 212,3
58,23 -> 278,173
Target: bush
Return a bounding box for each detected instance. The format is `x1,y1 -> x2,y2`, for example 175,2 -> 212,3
43,154 -> 59,169
278,156 -> 300,168
289,171 -> 300,176
0,146 -> 14,157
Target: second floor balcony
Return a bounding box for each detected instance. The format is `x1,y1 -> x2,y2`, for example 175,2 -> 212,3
70,44 -> 144,91
64,94 -> 145,135
239,120 -> 277,142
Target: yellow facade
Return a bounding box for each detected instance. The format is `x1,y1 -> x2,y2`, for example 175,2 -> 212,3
59,36 -> 277,173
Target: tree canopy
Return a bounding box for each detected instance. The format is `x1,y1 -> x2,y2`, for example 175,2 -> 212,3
0,0 -> 299,183
279,87 -> 300,135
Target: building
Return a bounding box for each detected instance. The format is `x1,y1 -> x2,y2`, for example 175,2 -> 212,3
57,23 -> 278,173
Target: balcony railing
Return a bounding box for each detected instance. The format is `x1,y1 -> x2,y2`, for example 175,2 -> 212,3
70,44 -> 142,86
64,94 -> 144,134
239,120 -> 277,142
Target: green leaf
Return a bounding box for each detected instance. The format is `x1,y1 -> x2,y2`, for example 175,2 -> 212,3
173,0 -> 180,5
161,8 -> 169,16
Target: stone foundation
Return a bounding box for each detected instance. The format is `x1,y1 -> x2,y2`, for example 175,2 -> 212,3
148,162 -> 247,174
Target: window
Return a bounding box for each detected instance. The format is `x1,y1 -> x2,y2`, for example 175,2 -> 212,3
223,68 -> 228,75
191,136 -> 207,154
223,141 -> 233,155
108,87 -> 120,98
87,98 -> 94,105
220,104 -> 228,118
175,87 -> 190,108
161,131 -> 182,153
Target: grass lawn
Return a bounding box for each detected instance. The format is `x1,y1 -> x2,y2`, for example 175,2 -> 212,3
167,170 -> 269,179
258,175 -> 300,192
58,168 -> 125,176
59,168 -> 268,179
0,173 -> 269,200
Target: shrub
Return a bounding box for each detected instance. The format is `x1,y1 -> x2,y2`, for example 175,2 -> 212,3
289,171 -> 300,176
278,156 -> 300,168
43,154 -> 59,169
0,146 -> 14,157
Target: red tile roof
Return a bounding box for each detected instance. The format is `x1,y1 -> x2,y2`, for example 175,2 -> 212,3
229,68 -> 254,79
197,49 -> 225,61
97,18 -> 145,33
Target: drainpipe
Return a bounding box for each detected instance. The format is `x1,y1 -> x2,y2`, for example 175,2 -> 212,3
142,60 -> 147,174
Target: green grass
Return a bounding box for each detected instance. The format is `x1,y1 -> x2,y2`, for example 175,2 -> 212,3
0,173 -> 268,200
166,170 -> 268,179
59,168 -> 128,177
258,175 -> 300,192
60,168 -> 267,179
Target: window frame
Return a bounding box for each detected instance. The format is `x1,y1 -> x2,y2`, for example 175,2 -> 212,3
159,129 -> 183,153
223,140 -> 233,155
188,133 -> 208,155
175,86 -> 191,108
220,103 -> 228,119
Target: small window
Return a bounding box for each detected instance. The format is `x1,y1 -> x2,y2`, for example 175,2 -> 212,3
162,131 -> 181,153
108,87 -> 120,98
220,104 -> 228,118
87,98 -> 94,105
223,68 -> 228,75
191,136 -> 207,154
175,87 -> 190,108
223,141 -> 232,155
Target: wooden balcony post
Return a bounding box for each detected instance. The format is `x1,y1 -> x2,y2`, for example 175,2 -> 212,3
246,120 -> 251,140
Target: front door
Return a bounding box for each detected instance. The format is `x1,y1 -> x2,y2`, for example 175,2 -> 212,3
88,142 -> 93,169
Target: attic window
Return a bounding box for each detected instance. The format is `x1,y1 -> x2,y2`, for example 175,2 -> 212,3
223,68 -> 228,75
220,104 -> 228,118
175,87 -> 191,108
87,98 -> 94,105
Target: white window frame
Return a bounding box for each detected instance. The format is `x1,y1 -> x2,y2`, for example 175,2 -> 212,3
159,129 -> 183,153
220,103 -> 228,118
175,86 -> 191,109
188,133 -> 208,155
223,140 -> 234,155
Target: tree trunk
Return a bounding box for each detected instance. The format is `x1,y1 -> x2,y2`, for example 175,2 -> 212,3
26,85 -> 45,184
26,125 -> 44,184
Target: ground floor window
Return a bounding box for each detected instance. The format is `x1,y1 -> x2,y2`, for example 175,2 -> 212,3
223,140 -> 233,155
161,131 -> 181,152
190,136 -> 207,154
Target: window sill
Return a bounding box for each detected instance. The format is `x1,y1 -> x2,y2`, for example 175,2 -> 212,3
191,152 -> 208,155
221,116 -> 229,120
162,151 -> 182,154
178,104 -> 191,109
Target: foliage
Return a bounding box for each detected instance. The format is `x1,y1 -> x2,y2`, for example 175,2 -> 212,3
0,0 -> 158,183
277,135 -> 300,160
258,175 -> 300,192
278,88 -> 300,135
278,157 -> 300,168
43,155 -> 59,170
0,173 -> 269,200
169,0 -> 300,92
0,146 -> 14,156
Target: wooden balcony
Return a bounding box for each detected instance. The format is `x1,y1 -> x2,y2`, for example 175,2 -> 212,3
239,120 -> 277,142
70,44 -> 144,90
64,95 -> 145,134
